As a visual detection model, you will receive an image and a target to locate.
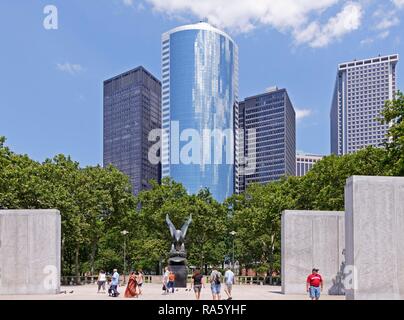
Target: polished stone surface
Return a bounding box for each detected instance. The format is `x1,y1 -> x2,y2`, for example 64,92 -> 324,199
345,176 -> 404,300
0,210 -> 61,295
281,210 -> 345,295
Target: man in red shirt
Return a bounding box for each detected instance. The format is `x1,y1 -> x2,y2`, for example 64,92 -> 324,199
306,268 -> 323,300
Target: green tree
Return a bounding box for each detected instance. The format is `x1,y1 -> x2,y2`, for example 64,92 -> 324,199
381,91 -> 404,176
0,137 -> 136,276
295,147 -> 388,211
133,178 -> 228,274
228,177 -> 299,276
186,189 -> 228,272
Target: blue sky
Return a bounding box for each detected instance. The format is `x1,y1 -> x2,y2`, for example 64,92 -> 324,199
0,0 -> 403,166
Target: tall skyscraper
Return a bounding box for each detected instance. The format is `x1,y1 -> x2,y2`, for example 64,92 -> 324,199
296,154 -> 323,177
103,66 -> 161,195
237,88 -> 296,193
161,22 -> 238,202
331,54 -> 399,155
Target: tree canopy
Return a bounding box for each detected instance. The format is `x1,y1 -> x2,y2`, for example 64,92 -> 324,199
381,91 -> 404,176
1,91 -> 403,276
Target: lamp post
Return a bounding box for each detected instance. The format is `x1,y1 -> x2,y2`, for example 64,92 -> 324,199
229,231 -> 236,271
121,230 -> 129,284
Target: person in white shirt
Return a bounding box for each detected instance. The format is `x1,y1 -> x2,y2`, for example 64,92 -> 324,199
210,269 -> 222,300
97,270 -> 107,293
137,270 -> 144,295
162,267 -> 170,294
224,268 -> 235,300
109,269 -> 120,297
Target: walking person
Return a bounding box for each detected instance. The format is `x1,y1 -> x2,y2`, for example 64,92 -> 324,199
137,269 -> 144,295
97,270 -> 107,293
124,271 -> 139,298
224,267 -> 235,300
210,268 -> 222,300
306,268 -> 323,300
167,271 -> 176,294
191,268 -> 204,300
108,269 -> 120,297
162,267 -> 170,294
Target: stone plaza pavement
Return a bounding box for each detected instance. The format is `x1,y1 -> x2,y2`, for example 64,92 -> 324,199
0,283 -> 344,300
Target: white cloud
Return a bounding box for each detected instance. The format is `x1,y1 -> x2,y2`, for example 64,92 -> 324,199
374,10 -> 400,31
56,63 -> 84,75
123,0 -> 134,7
146,0 -> 363,47
378,30 -> 390,39
375,16 -> 400,30
295,108 -> 313,121
123,0 -> 146,11
294,2 -> 362,47
368,7 -> 401,42
393,0 -> 404,9
360,37 -> 374,45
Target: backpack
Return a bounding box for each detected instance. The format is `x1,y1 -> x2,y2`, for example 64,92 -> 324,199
213,272 -> 221,285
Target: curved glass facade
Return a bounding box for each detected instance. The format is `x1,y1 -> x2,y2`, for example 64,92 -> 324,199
161,23 -> 238,202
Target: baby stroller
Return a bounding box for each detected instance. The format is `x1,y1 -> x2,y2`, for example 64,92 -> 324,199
108,284 -> 119,297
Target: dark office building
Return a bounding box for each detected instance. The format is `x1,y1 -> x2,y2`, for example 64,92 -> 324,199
236,87 -> 296,193
103,66 -> 161,195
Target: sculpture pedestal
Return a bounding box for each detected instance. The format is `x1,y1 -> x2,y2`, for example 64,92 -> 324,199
168,257 -> 188,288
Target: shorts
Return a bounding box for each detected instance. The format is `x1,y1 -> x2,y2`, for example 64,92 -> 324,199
225,283 -> 233,291
211,283 -> 221,295
193,285 -> 202,293
309,286 -> 321,299
97,281 -> 106,290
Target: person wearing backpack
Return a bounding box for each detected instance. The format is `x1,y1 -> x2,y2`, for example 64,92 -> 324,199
210,269 -> 222,300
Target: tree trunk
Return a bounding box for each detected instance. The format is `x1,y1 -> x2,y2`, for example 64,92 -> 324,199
74,244 -> 80,283
156,261 -> 160,275
268,234 -> 275,285
90,239 -> 97,275
61,237 -> 64,276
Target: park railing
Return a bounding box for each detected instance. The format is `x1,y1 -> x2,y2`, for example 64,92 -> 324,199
61,276 -> 99,286
236,276 -> 281,286
60,275 -> 281,286
184,275 -> 280,285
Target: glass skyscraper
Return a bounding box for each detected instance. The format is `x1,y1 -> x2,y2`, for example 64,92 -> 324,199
103,66 -> 161,195
237,88 -> 296,193
331,54 -> 399,155
161,22 -> 238,202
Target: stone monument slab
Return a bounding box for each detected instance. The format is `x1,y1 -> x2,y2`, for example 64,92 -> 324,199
345,176 -> 404,300
281,210 -> 345,295
0,209 -> 61,295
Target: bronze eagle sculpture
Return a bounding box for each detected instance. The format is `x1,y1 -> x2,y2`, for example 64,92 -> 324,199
166,214 -> 192,256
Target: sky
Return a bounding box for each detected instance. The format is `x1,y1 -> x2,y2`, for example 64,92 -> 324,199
0,0 -> 403,167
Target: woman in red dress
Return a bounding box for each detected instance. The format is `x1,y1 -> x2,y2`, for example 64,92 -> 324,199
124,272 -> 138,298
